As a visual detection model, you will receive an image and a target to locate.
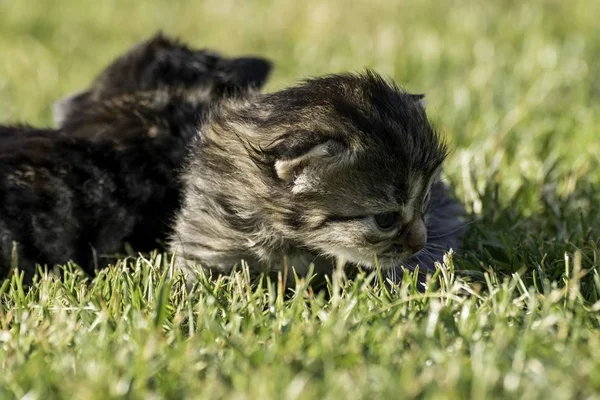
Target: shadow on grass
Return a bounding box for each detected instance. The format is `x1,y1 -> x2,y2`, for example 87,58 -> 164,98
455,155 -> 600,303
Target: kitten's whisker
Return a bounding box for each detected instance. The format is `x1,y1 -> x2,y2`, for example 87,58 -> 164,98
421,243 -> 452,250
386,265 -> 397,284
426,221 -> 474,239
424,249 -> 442,261
421,244 -> 465,261
415,249 -> 433,261
427,211 -> 493,234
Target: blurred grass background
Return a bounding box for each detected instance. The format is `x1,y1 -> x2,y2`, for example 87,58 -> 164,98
2,1 -> 600,398
2,0 -> 600,282
2,0 -> 599,151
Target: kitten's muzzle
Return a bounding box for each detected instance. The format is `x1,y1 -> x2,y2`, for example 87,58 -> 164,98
400,217 -> 427,254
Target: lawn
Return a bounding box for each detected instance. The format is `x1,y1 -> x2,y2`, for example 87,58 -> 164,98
1,0 -> 600,398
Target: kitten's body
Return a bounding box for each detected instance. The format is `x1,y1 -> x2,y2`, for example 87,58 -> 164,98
171,72 -> 465,283
0,34 -> 271,278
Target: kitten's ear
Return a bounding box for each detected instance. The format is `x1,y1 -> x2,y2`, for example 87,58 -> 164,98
226,57 -> 272,90
52,91 -> 91,127
274,140 -> 346,185
410,93 -> 427,108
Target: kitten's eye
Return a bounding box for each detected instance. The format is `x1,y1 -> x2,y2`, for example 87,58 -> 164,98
373,212 -> 399,231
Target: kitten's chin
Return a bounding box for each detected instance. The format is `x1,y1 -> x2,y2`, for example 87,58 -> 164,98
359,258 -> 408,271
329,247 -> 411,271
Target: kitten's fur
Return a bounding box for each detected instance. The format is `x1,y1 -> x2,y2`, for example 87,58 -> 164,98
171,71 -> 465,283
0,34 -> 272,279
54,32 -> 271,126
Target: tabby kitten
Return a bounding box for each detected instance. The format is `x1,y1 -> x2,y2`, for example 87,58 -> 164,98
171,71 -> 464,283
54,32 -> 271,126
0,34 -> 271,279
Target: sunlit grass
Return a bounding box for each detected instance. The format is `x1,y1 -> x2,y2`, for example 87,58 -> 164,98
1,0 -> 600,398
1,255 -> 599,399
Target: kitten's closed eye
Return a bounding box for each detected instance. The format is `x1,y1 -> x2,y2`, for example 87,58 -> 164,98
373,212 -> 399,231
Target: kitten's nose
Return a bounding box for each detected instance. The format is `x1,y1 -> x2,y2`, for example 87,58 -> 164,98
401,217 -> 427,254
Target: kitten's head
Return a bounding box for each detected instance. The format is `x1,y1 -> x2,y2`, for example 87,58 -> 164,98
212,71 -> 446,270
53,32 -> 272,125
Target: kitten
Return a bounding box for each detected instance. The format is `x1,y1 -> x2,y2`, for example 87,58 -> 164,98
54,32 -> 271,126
170,71 -> 465,284
0,34 -> 272,279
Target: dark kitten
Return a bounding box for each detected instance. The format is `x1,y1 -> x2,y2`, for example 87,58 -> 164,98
0,35 -> 272,279
54,32 -> 271,126
170,71 -> 465,284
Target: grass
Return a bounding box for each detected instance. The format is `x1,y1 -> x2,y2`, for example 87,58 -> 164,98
1,0 -> 600,398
